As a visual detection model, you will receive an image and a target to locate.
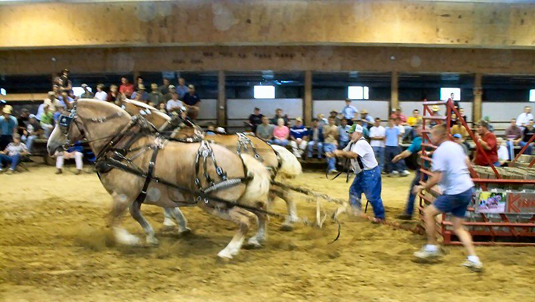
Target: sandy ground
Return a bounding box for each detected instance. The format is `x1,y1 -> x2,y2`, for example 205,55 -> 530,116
1,165 -> 535,302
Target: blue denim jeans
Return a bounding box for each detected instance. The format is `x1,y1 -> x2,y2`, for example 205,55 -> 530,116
349,166 -> 385,219
273,138 -> 289,147
0,153 -> 21,170
404,169 -> 429,216
307,141 -> 323,158
519,141 -> 533,155
385,146 -> 405,173
372,146 -> 384,171
339,140 -> 349,150
323,143 -> 337,171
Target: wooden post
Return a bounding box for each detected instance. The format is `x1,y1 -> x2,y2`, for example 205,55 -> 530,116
217,70 -> 226,127
473,73 -> 483,123
304,70 -> 312,125
391,71 -> 399,113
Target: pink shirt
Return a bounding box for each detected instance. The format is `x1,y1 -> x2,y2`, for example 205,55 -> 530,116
273,126 -> 289,139
390,113 -> 407,123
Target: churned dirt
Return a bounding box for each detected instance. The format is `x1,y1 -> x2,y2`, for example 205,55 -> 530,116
1,166 -> 534,301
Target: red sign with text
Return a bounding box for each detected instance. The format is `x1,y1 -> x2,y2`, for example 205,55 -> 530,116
507,193 -> 535,214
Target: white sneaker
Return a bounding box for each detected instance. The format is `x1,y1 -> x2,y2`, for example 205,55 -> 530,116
400,170 -> 410,177
463,259 -> 483,272
391,171 -> 399,176
414,246 -> 440,260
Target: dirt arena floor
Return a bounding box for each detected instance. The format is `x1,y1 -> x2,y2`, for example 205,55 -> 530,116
1,165 -> 535,301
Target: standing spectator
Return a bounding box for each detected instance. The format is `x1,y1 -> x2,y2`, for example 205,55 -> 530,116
23,114 -> 42,153
323,117 -> 339,174
247,107 -> 264,133
516,106 -> 533,128
338,118 -> 351,149
55,141 -> 83,175
256,116 -> 274,142
391,107 -> 412,141
505,118 -> 523,161
496,137 -> 509,165
407,109 -> 422,127
0,106 -> 18,151
131,84 -> 149,102
0,134 -> 28,174
56,69 -> 72,101
272,118 -> 289,146
182,85 -> 201,120
385,118 -> 409,176
328,110 -> 341,126
40,105 -> 54,138
164,85 -> 177,101
107,85 -> 120,105
341,98 -> 358,125
289,117 -> 308,158
355,120 -> 370,139
80,84 -> 94,98
176,77 -> 189,99
394,117 -> 405,144
166,92 -> 183,114
473,120 -> 498,166
369,118 -> 386,172
454,134 -> 470,156
135,76 -> 144,91
17,108 -> 30,137
519,119 -> 535,155
94,84 -> 108,102
149,83 -> 165,107
317,114 -> 328,127
359,109 -> 374,129
271,108 -> 289,126
307,119 -> 324,159
159,78 -> 171,95
119,77 -> 135,98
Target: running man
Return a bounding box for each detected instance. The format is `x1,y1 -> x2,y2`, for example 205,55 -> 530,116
413,124 -> 482,271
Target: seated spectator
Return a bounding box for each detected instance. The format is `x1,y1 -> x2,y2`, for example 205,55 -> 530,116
206,123 -> 216,135
149,83 -> 165,107
107,85 -> 120,105
40,105 -> 55,138
256,116 -> 274,142
430,105 -> 441,127
458,107 -> 467,122
505,118 -> 523,161
369,117 -> 386,172
80,84 -> 94,98
450,119 -> 469,139
307,119 -> 324,159
272,118 -> 289,146
93,84 -> 107,102
271,108 -> 289,126
289,117 -> 308,158
22,114 -> 42,153
182,85 -> 201,120
407,109 -> 422,127
519,119 -> 535,155
359,109 -> 374,129
53,105 -> 66,125
341,98 -> 358,125
247,107 -> 264,133
135,76 -> 144,91
516,106 -> 533,128
0,106 -> 18,151
37,92 -> 62,120
323,117 -> 339,174
164,85 -> 177,101
119,77 -> 135,98
55,141 -> 83,175
496,137 -> 509,165
159,78 -> 171,95
317,114 -> 328,127
328,110 -> 341,126
176,77 -> 189,99
338,118 -> 351,149
17,108 -> 30,137
0,134 -> 28,174
166,92 -> 183,115
474,120 -> 498,166
158,103 -> 168,114
131,84 -> 149,102
453,133 -> 469,156
385,118 -> 409,176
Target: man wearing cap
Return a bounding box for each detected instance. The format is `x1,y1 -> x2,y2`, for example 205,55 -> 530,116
341,99 -> 358,125
80,84 -> 94,98
149,83 -> 165,107
248,107 -> 264,133
165,85 -> 177,101
131,84 -> 149,102
166,92 -> 184,115
0,134 -> 29,174
23,114 -> 42,153
473,120 -> 498,166
159,78 -> 171,96
289,117 -> 308,158
327,124 -> 385,222
176,77 -> 189,99
182,85 -> 201,120
328,110 -> 341,126
17,108 -> 30,137
360,109 -> 374,129
0,106 -> 18,151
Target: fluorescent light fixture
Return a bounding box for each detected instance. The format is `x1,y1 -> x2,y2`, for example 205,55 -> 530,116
530,89 -> 535,102
72,86 -> 92,97
254,85 -> 275,99
0,88 -> 5,95
440,88 -> 461,101
348,86 -> 369,100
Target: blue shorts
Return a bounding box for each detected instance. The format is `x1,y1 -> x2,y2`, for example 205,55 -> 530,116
433,188 -> 474,218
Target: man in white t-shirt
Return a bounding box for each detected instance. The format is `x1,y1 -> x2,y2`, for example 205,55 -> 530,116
413,124 -> 482,272
166,92 -> 184,114
516,106 -> 533,128
327,124 -> 385,222
369,117 -> 386,172
496,137 -> 509,165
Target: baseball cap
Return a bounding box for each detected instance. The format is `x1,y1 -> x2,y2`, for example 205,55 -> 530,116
81,83 -> 88,88
188,84 -> 195,89
453,133 -> 462,139
3,106 -> 12,114
295,117 -> 303,122
168,85 -> 176,89
347,124 -> 363,134
432,105 -> 440,112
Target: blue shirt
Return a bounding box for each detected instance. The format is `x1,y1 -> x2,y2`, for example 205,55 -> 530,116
131,91 -> 149,101
0,116 -> 18,135
290,125 -> 308,139
68,141 -> 84,153
338,125 -> 350,142
341,105 -> 358,120
385,126 -> 400,146
361,115 -> 374,128
53,111 -> 62,123
407,136 -> 422,154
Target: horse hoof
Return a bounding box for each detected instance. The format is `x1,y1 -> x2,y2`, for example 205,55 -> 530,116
280,224 -> 294,232
244,238 -> 262,249
178,228 -> 193,236
217,250 -> 233,259
146,236 -> 159,246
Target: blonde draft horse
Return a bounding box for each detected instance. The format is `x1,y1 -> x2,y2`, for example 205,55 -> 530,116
123,100 -> 303,229
47,100 -> 271,259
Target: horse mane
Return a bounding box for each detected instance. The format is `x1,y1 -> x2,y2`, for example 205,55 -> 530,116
125,99 -> 171,122
78,99 -> 132,119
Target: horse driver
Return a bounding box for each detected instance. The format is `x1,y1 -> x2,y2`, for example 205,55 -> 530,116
327,124 -> 385,222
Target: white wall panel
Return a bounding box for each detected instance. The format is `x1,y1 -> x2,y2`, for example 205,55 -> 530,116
227,98 -> 303,119
313,100 -> 389,120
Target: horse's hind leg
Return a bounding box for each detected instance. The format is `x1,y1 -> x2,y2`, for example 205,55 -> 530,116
168,207 -> 192,234
247,202 -> 268,247
110,193 -> 141,246
163,208 -> 177,229
129,200 -> 158,245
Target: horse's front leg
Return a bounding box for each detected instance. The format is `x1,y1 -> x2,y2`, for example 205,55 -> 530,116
129,199 -> 158,245
110,193 -> 141,246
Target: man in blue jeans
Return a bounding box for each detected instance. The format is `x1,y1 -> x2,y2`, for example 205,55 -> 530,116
307,119 -> 324,159
369,117 -> 385,172
385,118 -> 409,177
323,117 -> 339,174
413,124 -> 482,272
0,134 -> 29,174
327,124 -> 385,222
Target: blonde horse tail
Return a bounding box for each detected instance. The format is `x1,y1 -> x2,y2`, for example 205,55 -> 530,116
270,145 -> 302,179
239,154 -> 271,204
